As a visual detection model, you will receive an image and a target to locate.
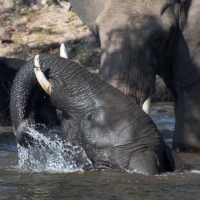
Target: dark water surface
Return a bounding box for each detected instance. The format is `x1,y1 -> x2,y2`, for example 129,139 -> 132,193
1,102 -> 200,200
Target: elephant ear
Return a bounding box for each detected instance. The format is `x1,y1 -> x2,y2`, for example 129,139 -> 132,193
69,0 -> 105,35
0,57 -> 26,78
173,1 -> 200,87
173,35 -> 200,87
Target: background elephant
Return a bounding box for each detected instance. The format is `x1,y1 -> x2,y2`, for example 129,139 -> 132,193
0,57 -> 26,125
10,54 -> 189,175
0,57 -> 59,127
68,0 -> 200,152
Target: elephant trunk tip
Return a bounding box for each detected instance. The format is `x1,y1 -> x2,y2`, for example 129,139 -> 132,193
15,120 -> 33,148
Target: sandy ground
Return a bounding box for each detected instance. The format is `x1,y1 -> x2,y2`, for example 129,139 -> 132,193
0,2 -> 100,71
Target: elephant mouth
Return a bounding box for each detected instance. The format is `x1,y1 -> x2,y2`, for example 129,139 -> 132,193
87,160 -> 126,172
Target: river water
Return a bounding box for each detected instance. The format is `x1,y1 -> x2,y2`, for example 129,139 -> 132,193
1,102 -> 200,200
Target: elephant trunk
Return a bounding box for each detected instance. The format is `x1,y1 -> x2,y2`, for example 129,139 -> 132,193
99,39 -> 156,108
11,43 -> 68,138
10,55 -> 58,146
10,58 -> 40,146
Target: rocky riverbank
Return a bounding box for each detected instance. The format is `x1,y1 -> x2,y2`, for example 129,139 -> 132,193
0,0 -> 172,102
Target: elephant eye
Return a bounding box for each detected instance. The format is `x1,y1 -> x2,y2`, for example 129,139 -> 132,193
151,41 -> 158,49
150,34 -> 163,49
85,111 -> 97,125
150,39 -> 160,49
87,114 -> 92,121
86,111 -> 96,122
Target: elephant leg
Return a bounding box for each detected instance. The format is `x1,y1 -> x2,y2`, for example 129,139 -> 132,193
0,80 -> 11,126
173,81 -> 200,152
0,97 -> 10,126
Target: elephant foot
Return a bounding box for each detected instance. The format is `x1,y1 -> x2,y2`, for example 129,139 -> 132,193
172,141 -> 200,152
172,142 -> 188,152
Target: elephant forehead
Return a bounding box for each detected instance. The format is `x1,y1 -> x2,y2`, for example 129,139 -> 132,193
98,10 -> 164,42
101,0 -> 165,19
97,0 -> 174,35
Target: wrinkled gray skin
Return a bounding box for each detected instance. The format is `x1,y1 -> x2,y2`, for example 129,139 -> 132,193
0,57 -> 59,127
10,54 -> 190,175
0,57 -> 26,125
68,0 -> 200,152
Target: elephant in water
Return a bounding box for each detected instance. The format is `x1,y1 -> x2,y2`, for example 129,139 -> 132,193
10,51 -> 191,175
0,57 -> 59,127
68,0 -> 200,152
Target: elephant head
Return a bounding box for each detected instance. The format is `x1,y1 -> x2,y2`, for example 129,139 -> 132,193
10,52 -> 189,174
69,0 -> 200,151
69,0 -> 184,107
70,0 -> 195,103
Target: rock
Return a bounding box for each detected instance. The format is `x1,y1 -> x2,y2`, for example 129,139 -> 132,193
58,1 -> 71,11
0,14 -> 6,22
0,0 -> 13,10
48,5 -> 61,12
75,20 -> 84,28
20,8 -> 27,14
27,4 -> 43,11
27,41 -> 38,49
32,4 -> 42,11
48,1 -> 71,12
29,27 -> 43,34
87,68 -> 99,75
0,27 -> 12,42
6,27 -> 15,32
64,18 -> 70,23
41,0 -> 47,5
54,36 -> 66,44
27,7 -> 34,12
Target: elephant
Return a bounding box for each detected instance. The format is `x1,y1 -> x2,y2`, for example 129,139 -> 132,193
0,57 -> 26,125
0,45 -> 68,127
10,52 -> 191,175
0,57 -> 60,127
68,0 -> 200,152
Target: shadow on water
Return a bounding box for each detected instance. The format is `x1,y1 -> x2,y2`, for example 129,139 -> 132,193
1,102 -> 200,199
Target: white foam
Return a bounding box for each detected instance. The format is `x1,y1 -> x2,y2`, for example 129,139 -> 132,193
189,170 -> 200,174
16,127 -> 92,173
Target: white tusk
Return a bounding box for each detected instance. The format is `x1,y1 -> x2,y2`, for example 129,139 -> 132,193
60,43 -> 68,58
34,55 -> 52,95
142,96 -> 151,114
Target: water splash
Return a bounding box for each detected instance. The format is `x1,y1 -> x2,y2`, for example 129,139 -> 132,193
16,127 -> 92,173
189,170 -> 200,174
